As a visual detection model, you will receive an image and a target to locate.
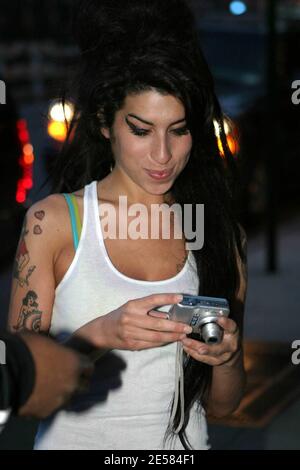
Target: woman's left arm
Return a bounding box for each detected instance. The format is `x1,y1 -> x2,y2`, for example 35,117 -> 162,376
181,225 -> 248,418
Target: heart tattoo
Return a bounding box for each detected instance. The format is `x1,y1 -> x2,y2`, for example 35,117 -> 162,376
33,225 -> 42,235
34,211 -> 45,221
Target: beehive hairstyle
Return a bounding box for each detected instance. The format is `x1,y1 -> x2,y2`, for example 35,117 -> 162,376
51,0 -> 246,449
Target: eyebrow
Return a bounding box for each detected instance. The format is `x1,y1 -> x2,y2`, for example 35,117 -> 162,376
127,113 -> 186,126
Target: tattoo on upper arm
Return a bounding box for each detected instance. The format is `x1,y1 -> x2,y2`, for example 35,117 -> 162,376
34,210 -> 45,221
13,290 -> 42,333
33,210 -> 45,234
33,225 -> 42,234
13,216 -> 36,289
13,210 -> 46,290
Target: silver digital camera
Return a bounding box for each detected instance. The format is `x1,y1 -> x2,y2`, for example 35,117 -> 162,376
165,294 -> 230,344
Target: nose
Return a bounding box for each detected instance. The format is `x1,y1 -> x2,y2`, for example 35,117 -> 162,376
150,134 -> 172,166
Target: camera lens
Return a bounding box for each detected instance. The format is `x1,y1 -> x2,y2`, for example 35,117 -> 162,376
207,336 -> 218,344
201,323 -> 223,345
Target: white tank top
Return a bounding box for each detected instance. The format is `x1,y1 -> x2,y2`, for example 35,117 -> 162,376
34,180 -> 209,450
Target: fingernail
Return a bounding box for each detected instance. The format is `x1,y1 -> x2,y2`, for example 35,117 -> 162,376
184,326 -> 193,334
176,295 -> 183,302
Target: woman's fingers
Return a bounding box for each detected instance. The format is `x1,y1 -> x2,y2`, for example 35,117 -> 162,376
217,317 -> 239,335
127,325 -> 188,345
147,310 -> 169,320
181,337 -> 233,364
118,293 -> 195,350
181,337 -> 223,356
140,311 -> 192,335
130,293 -> 183,314
183,346 -> 232,366
181,317 -> 241,365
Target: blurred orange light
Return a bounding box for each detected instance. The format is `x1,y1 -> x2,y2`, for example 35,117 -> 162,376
227,135 -> 239,155
217,134 -> 239,158
23,143 -> 33,155
48,121 -> 67,142
23,153 -> 34,165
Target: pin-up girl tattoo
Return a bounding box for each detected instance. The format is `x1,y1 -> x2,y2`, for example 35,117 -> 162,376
13,290 -> 42,333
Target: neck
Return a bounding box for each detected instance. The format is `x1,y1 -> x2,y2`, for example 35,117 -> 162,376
98,170 -> 175,208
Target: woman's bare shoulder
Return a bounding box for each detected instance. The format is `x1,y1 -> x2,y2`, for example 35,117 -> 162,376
27,193 -> 69,221
25,193 -> 74,251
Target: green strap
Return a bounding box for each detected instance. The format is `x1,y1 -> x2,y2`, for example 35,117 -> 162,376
63,194 -> 82,251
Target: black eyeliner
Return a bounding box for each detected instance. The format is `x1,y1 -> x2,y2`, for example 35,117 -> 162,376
125,116 -> 189,136
125,117 -> 149,135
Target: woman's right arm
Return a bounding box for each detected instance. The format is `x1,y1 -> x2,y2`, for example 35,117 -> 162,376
7,197 -> 190,358
7,196 -> 62,334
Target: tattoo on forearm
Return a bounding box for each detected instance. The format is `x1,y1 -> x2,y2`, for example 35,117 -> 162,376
13,290 -> 42,333
13,210 -> 46,292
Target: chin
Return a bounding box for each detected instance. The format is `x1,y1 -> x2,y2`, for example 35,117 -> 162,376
145,178 -> 173,190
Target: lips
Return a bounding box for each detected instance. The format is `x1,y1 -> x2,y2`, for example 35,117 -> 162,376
146,169 -> 173,177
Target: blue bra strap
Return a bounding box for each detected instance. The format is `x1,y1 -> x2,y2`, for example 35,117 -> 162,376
63,194 -> 80,251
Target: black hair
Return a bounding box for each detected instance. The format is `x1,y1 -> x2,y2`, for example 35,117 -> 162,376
50,0 -> 246,449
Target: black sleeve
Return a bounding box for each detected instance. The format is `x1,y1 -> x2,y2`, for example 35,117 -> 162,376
0,331 -> 36,413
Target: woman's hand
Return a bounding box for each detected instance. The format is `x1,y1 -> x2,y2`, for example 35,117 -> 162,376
74,293 -> 193,352
181,316 -> 241,367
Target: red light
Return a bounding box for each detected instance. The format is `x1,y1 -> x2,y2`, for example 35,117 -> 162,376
22,178 -> 33,189
17,119 -> 27,130
16,118 -> 35,205
16,190 -> 26,203
19,130 -> 30,142
18,157 -> 25,168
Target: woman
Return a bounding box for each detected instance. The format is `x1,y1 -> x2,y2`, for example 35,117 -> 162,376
8,0 -> 247,450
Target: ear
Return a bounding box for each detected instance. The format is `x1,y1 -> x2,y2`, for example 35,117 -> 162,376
100,127 -> 110,140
